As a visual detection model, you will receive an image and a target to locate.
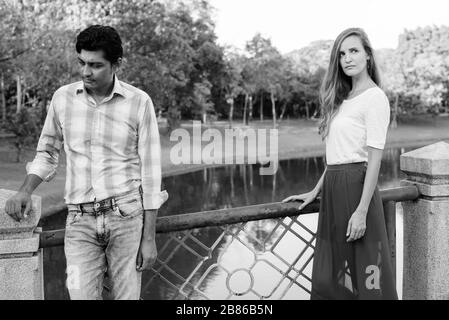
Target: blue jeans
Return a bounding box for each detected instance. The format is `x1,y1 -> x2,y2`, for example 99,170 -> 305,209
64,189 -> 143,300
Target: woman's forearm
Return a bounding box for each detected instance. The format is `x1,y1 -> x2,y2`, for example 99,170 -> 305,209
357,148 -> 383,214
313,167 -> 327,195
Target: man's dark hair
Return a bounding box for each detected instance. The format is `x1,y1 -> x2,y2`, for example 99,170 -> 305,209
76,25 -> 123,64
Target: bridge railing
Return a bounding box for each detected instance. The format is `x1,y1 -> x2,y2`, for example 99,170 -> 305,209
39,185 -> 419,300
3,141 -> 448,300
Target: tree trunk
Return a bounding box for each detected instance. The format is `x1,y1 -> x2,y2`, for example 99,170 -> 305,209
1,73 -> 6,121
305,101 -> 310,119
228,98 -> 234,128
16,74 -> 22,114
41,97 -> 48,123
279,102 -> 287,121
243,93 -> 248,125
67,44 -> 73,83
22,77 -> 27,109
16,149 -> 22,163
390,93 -> 399,129
259,92 -> 264,121
270,90 -> 276,128
248,95 -> 253,123
15,141 -> 22,163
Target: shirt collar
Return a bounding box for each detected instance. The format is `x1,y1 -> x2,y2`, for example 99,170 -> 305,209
75,75 -> 126,99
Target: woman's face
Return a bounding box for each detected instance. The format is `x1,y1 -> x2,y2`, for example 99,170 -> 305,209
339,35 -> 370,77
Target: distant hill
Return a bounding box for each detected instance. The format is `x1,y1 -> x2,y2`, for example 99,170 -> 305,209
286,40 -> 333,75
287,41 -> 399,78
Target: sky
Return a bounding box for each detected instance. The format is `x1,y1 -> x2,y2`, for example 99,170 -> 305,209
209,0 -> 448,54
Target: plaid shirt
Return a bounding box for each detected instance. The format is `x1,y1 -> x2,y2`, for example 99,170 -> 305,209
27,76 -> 168,210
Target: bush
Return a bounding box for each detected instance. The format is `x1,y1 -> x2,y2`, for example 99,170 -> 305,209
2,107 -> 40,162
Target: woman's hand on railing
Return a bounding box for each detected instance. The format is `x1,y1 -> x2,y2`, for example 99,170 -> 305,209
282,190 -> 319,211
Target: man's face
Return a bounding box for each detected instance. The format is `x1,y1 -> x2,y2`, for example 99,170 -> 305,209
77,49 -> 116,93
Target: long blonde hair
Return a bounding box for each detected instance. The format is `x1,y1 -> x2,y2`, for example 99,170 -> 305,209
318,28 -> 381,139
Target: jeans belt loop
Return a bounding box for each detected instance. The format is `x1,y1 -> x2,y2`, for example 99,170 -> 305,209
111,197 -> 117,210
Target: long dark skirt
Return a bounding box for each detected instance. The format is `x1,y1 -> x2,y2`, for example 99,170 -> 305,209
311,162 -> 398,300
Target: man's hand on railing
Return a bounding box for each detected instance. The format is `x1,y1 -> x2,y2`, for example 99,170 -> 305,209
4,191 -> 33,222
282,189 -> 319,211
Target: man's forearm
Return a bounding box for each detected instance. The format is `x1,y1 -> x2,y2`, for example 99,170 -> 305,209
19,174 -> 44,194
142,209 -> 158,241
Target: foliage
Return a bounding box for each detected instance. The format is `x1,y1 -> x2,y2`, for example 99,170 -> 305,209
3,107 -> 40,162
0,0 -> 448,144
380,26 -> 449,116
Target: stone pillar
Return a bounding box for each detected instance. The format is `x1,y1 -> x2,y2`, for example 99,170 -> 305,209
0,189 -> 43,300
400,141 -> 449,300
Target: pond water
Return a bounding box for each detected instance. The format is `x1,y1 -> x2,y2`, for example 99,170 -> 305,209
40,146 -> 415,300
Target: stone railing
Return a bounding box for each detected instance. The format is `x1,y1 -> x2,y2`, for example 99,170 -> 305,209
401,141 -> 449,300
0,190 -> 43,300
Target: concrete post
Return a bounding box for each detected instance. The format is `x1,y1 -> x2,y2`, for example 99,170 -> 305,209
400,141 -> 449,300
0,189 -> 43,300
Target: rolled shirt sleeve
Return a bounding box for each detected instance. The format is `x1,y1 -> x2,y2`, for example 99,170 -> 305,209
26,98 -> 63,182
365,91 -> 391,150
137,96 -> 169,210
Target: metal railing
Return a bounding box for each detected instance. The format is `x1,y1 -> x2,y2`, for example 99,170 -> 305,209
39,185 -> 419,300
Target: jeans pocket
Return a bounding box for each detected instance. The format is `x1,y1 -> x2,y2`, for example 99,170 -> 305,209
66,210 -> 82,227
115,198 -> 143,219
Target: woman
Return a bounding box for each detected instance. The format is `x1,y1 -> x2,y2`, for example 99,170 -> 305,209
283,28 -> 397,300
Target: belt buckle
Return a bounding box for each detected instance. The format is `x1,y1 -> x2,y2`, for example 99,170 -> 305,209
93,197 -> 115,210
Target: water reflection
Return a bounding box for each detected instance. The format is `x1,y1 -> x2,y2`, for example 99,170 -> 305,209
40,146 -> 414,300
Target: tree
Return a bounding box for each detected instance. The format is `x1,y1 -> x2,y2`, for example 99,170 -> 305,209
396,26 -> 449,115
223,48 -> 244,127
4,107 -> 40,162
240,56 -> 257,125
1,0 -> 82,130
377,48 -> 405,128
287,40 -> 332,76
192,79 -> 214,123
287,40 -> 331,119
95,0 -> 226,127
245,34 -> 286,127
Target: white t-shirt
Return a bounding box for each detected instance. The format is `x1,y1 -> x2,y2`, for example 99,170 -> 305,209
325,87 -> 390,165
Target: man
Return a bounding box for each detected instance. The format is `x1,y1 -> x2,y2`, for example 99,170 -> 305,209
5,25 -> 168,300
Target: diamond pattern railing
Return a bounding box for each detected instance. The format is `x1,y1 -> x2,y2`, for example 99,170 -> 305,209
39,185 -> 420,300
142,214 -> 318,300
